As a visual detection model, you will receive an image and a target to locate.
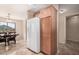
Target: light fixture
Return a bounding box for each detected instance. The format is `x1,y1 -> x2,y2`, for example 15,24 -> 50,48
7,13 -> 10,20
7,13 -> 12,22
59,9 -> 67,14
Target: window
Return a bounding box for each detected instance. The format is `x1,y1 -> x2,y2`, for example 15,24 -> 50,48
0,22 -> 7,32
0,22 -> 16,32
7,22 -> 16,32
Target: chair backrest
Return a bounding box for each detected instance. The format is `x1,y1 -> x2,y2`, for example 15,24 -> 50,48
0,34 -> 6,39
8,32 -> 16,34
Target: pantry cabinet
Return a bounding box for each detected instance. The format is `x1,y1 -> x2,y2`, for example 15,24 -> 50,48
35,6 -> 57,55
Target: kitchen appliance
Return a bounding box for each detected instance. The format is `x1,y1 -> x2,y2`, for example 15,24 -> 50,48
27,17 -> 40,53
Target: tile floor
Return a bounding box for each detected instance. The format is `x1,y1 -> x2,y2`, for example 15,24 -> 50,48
57,40 -> 79,55
0,39 -> 43,55
0,39 -> 79,55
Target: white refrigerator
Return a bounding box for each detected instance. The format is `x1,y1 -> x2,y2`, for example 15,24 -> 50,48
27,17 -> 40,53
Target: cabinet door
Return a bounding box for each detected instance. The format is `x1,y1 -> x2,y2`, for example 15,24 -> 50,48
40,16 -> 52,54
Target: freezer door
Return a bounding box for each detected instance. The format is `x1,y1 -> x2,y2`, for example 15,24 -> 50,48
27,17 -> 40,53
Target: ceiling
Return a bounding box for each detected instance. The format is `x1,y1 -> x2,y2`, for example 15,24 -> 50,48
0,4 -> 31,20
0,4 -> 79,20
0,4 -> 50,20
59,4 -> 79,13
29,4 -> 50,12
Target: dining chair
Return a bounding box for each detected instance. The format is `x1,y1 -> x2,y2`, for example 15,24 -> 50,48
0,34 -> 6,46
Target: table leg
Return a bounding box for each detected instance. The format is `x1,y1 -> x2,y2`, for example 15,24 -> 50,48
5,41 -> 6,46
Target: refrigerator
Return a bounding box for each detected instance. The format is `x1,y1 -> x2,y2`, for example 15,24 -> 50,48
27,17 -> 40,53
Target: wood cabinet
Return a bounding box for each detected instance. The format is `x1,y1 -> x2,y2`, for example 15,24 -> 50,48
35,6 -> 57,55
40,16 -> 52,54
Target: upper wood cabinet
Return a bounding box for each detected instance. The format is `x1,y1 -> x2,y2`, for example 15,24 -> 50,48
35,6 -> 57,18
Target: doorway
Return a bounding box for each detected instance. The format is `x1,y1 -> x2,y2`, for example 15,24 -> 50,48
57,15 -> 79,55
66,15 -> 79,50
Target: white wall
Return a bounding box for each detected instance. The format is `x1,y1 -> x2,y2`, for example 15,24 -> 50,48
23,20 -> 27,41
59,10 -> 79,44
53,4 -> 59,53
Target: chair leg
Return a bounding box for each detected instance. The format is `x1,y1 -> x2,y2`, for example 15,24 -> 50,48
5,41 -> 6,46
8,41 -> 10,46
14,39 -> 16,44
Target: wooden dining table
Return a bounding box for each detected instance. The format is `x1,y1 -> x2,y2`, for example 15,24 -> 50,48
0,33 -> 19,46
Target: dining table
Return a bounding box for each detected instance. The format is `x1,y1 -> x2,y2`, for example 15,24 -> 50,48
0,33 -> 19,46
